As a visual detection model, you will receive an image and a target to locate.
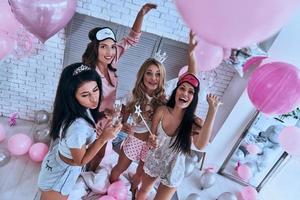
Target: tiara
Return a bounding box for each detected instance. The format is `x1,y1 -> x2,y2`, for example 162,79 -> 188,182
73,64 -> 91,76
153,49 -> 167,63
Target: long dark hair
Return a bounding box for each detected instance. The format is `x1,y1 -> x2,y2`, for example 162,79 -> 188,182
50,63 -> 103,140
167,83 -> 199,155
82,27 -> 117,72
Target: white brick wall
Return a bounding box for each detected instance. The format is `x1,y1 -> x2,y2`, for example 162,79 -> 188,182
0,0 -> 192,120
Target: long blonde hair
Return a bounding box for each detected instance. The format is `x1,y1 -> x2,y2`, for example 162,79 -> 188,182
126,58 -> 167,116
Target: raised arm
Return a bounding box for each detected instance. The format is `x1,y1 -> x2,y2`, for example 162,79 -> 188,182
192,94 -> 220,150
115,3 -> 157,63
132,3 -> 157,33
187,31 -> 198,75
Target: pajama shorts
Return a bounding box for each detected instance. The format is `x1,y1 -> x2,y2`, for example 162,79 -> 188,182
38,145 -> 82,195
122,136 -> 148,162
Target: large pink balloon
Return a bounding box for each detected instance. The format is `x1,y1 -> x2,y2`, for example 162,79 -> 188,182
175,0 -> 300,48
7,133 -> 32,156
279,126 -> 300,156
242,56 -> 268,73
29,142 -> 49,162
195,38 -> 223,71
107,180 -> 128,200
0,33 -> 15,59
247,62 -> 300,115
0,0 -> 21,34
9,0 -> 76,43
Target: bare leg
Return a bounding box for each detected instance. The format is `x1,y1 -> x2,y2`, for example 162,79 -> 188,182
40,190 -> 68,200
86,142 -> 107,172
153,183 -> 176,200
136,173 -> 157,200
109,147 -> 132,183
130,161 -> 144,197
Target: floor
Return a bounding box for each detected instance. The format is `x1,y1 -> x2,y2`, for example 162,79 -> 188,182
0,117 -> 265,200
0,117 -> 40,200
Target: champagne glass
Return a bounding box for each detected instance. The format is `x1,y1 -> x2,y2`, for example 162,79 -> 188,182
112,98 -> 122,127
113,99 -> 122,114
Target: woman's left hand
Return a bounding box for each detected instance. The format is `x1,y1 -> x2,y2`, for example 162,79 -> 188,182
206,94 -> 222,109
140,3 -> 157,16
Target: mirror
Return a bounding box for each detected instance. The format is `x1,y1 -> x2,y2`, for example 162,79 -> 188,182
218,111 -> 298,191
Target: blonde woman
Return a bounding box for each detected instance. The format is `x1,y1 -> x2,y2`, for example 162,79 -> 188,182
109,57 -> 167,195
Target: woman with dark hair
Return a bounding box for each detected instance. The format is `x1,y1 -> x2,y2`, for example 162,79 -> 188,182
38,63 -> 122,200
82,3 -> 157,171
136,32 -> 221,200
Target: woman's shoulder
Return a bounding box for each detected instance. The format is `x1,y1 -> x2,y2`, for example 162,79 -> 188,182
65,118 -> 94,138
193,116 -> 204,127
68,118 -> 92,131
154,106 -> 167,116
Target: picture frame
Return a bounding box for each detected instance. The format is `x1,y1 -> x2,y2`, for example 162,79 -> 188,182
218,111 -> 292,191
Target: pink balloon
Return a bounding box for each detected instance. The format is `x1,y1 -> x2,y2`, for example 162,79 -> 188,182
9,0 -> 76,43
29,142 -> 49,162
107,180 -> 128,200
279,126 -> 300,156
237,164 -> 252,180
246,144 -> 261,155
0,0 -> 21,34
7,133 -> 32,156
0,123 -> 6,142
99,196 -> 116,200
247,62 -> 300,115
242,56 -> 268,73
239,186 -> 258,200
175,0 -> 300,48
12,27 -> 37,59
195,37 -> 223,71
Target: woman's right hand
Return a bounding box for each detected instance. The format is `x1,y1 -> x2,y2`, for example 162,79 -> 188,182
148,134 -> 158,149
99,123 -> 122,142
139,3 -> 157,16
122,123 -> 134,137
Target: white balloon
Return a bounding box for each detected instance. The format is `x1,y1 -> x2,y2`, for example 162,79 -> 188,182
199,172 -> 216,190
217,192 -> 237,200
0,148 -> 11,167
186,193 -> 202,200
232,149 -> 245,162
34,110 -> 50,124
33,124 -> 51,144
185,157 -> 196,177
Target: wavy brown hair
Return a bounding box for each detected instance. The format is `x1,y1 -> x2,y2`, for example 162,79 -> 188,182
126,58 -> 167,116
